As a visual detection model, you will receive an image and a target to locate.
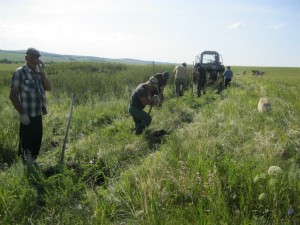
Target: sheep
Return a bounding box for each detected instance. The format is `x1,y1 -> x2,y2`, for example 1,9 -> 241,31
258,97 -> 271,112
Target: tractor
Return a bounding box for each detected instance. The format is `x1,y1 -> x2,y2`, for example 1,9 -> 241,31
193,50 -> 225,86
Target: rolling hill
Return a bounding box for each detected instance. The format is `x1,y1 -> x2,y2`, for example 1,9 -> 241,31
0,49 -> 171,65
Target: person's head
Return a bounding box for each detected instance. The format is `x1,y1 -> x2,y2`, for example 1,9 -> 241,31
182,62 -> 187,67
227,66 -> 231,69
25,47 -> 41,69
146,76 -> 158,90
162,71 -> 169,80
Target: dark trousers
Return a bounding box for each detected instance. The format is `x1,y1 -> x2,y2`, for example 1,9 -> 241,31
19,115 -> 43,160
197,79 -> 206,97
224,78 -> 232,89
129,106 -> 152,134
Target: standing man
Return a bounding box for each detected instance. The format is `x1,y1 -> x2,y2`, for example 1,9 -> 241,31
195,63 -> 207,97
173,62 -> 187,97
129,77 -> 159,135
223,66 -> 233,89
9,47 -> 51,161
152,71 -> 169,106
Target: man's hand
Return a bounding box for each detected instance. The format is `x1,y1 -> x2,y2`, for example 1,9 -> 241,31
38,60 -> 46,73
153,95 -> 160,106
20,113 -> 30,125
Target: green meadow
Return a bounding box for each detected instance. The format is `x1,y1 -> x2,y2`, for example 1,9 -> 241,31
0,62 -> 299,224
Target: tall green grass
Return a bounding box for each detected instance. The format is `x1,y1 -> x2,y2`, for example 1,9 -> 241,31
0,62 -> 299,224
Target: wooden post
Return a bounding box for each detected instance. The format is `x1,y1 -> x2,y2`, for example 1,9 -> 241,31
60,94 -> 74,166
191,61 -> 194,96
152,61 -> 155,74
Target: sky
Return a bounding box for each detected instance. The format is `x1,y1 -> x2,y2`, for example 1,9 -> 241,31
0,0 -> 299,67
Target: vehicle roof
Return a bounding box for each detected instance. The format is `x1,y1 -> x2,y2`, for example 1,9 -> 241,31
195,51 -> 220,58
201,51 -> 219,55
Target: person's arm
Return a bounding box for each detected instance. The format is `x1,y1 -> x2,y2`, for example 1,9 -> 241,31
9,87 -> 24,114
140,96 -> 154,106
38,61 -> 52,91
40,72 -> 52,91
10,87 -> 31,125
173,67 -> 177,76
160,86 -> 165,93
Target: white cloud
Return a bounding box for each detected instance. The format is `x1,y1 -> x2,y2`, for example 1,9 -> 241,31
269,24 -> 286,29
227,22 -> 245,29
26,0 -> 156,15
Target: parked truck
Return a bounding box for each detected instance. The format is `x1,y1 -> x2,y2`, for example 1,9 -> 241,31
194,50 -> 225,84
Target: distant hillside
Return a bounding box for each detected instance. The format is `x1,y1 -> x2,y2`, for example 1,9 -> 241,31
0,49 -> 171,65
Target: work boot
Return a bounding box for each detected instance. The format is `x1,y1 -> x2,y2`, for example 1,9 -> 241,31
135,125 -> 146,135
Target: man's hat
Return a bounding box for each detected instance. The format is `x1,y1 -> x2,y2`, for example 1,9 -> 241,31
26,48 -> 41,57
146,76 -> 158,89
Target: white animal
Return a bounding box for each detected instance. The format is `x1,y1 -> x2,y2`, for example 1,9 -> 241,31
258,97 -> 271,112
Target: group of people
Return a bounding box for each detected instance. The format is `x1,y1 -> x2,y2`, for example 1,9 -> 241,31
172,61 -> 234,99
128,61 -> 192,135
194,64 -> 233,97
9,47 -> 233,161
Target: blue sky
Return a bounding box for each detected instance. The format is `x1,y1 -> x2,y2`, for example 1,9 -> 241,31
0,0 -> 299,67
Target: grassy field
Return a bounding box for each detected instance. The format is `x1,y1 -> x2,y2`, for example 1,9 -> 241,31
0,62 -> 299,224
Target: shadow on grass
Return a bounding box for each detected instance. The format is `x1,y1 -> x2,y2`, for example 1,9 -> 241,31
144,128 -> 172,150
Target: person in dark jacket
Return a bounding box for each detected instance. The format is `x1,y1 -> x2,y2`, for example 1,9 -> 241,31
152,71 -> 169,106
223,66 -> 233,89
195,64 -> 207,97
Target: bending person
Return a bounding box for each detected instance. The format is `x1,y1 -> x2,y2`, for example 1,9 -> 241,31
173,62 -> 187,97
152,71 -> 169,106
129,77 -> 159,135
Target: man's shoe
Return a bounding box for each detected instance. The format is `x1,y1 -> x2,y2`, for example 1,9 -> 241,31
135,125 -> 146,135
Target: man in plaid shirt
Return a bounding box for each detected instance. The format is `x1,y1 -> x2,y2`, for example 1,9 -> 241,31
9,48 -> 51,161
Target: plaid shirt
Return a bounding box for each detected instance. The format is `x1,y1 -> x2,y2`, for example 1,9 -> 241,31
11,64 -> 47,117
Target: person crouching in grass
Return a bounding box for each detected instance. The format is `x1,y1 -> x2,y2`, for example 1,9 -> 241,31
129,77 -> 159,135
